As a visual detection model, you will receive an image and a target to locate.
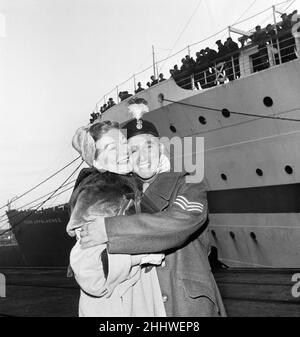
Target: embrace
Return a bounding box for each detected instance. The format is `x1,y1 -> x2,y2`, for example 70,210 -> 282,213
66,98 -> 226,317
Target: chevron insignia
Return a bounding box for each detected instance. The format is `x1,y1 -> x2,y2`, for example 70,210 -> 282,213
173,195 -> 204,213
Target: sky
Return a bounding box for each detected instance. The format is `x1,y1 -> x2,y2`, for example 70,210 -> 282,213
0,0 -> 299,228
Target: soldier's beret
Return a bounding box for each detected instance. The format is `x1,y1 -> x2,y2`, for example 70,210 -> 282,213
122,119 -> 159,139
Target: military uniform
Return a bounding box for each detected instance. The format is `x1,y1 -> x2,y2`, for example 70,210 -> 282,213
105,171 -> 226,317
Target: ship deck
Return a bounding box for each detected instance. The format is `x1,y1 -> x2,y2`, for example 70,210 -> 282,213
0,267 -> 299,317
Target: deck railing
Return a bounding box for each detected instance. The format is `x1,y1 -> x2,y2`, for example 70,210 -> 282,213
93,5 -> 300,120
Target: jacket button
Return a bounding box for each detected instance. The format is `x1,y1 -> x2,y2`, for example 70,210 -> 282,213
162,294 -> 168,303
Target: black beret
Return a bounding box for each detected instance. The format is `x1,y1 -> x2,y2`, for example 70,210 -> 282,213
122,119 -> 159,139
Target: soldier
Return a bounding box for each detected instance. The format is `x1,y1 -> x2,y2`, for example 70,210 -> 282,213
77,103 -> 226,317
173,64 -> 179,72
280,13 -> 292,30
204,46 -> 218,63
135,82 -> 144,94
279,12 -> 297,62
170,65 -> 182,86
180,57 -> 188,71
150,75 -> 158,86
266,24 -> 280,65
215,40 -> 230,82
195,51 -> 203,63
215,40 -> 228,62
204,47 -> 218,87
158,73 -> 166,82
194,49 -> 208,89
225,37 -> 240,80
185,54 -> 196,68
121,91 -> 133,100
107,97 -> 116,109
266,24 -> 277,45
252,25 -> 269,71
178,58 -> 192,89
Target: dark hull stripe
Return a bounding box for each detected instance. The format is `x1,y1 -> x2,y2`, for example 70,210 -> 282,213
208,183 -> 300,214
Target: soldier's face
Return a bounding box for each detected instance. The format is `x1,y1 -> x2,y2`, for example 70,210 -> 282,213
128,134 -> 160,179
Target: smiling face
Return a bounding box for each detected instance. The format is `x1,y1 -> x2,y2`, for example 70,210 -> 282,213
93,128 -> 132,174
128,134 -> 160,179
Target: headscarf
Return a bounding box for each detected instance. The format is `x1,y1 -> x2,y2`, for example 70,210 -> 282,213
72,125 -> 96,167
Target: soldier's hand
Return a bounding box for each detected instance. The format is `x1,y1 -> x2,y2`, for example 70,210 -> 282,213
80,216 -> 108,248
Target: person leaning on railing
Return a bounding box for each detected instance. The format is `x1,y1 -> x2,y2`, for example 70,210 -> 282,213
204,47 -> 218,87
251,25 -> 269,71
135,82 -> 144,94
158,73 -> 166,82
175,58 -> 193,90
150,75 -> 158,86
194,49 -> 208,89
225,37 -> 240,80
278,12 -> 298,63
215,40 -> 231,81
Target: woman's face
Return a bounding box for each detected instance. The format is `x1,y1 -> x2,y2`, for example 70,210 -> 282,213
93,128 -> 132,174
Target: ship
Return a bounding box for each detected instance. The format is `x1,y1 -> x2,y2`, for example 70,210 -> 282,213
6,205 -> 75,267
0,230 -> 25,267
5,6 -> 300,268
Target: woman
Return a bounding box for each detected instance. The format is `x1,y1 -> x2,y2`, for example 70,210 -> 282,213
67,120 -> 166,317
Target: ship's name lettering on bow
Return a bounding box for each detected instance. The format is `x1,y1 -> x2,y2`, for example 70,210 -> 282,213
24,218 -> 62,225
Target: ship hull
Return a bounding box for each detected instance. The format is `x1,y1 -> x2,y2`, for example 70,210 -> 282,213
7,207 -> 75,267
0,245 -> 25,267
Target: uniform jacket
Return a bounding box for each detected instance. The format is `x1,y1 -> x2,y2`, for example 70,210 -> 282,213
105,171 -> 226,317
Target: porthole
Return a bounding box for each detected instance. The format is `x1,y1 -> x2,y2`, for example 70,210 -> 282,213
285,165 -> 293,175
170,125 -> 177,133
256,168 -> 263,177
199,116 -> 207,125
221,173 -> 227,181
158,93 -> 164,103
263,96 -> 273,107
222,108 -> 231,118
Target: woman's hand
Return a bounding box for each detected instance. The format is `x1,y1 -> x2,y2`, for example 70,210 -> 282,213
130,255 -> 147,266
80,216 -> 108,248
140,254 -> 165,265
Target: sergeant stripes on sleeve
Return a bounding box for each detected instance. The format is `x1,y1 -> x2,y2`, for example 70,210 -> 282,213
173,195 -> 204,213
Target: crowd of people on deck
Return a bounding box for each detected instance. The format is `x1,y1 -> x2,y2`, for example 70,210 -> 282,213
90,9 -> 299,123
169,9 -> 299,89
141,73 -> 166,92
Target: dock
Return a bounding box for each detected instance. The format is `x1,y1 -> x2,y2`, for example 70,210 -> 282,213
0,267 -> 299,317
